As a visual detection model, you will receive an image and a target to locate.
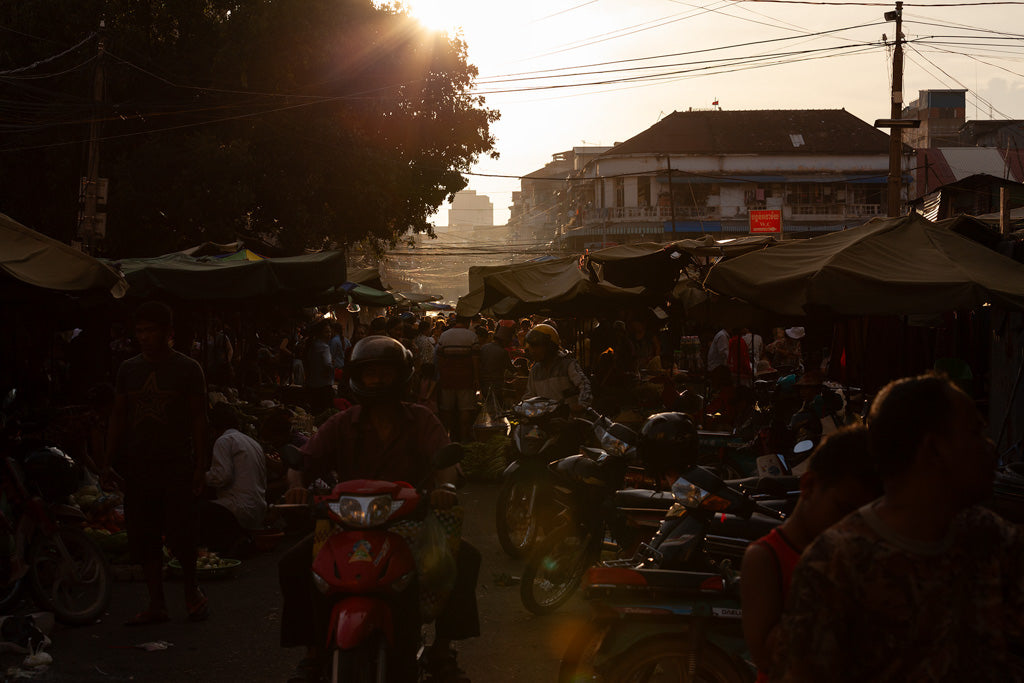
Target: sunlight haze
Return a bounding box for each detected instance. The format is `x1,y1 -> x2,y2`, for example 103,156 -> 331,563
398,0 -> 1024,225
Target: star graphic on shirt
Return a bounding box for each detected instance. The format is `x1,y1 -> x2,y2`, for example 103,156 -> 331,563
129,372 -> 175,426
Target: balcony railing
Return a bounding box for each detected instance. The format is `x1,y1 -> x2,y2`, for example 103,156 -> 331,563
582,203 -> 884,225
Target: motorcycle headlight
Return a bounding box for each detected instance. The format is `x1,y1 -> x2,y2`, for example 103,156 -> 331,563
328,495 -> 393,528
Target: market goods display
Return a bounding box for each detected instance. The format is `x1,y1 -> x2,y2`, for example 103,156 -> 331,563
167,551 -> 241,579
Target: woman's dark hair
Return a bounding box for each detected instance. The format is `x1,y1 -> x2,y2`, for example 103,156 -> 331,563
133,301 -> 173,329
867,372 -> 959,479
418,319 -> 432,335
807,425 -> 881,496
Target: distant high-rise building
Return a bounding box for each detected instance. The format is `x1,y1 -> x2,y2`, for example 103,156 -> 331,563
448,190 -> 493,228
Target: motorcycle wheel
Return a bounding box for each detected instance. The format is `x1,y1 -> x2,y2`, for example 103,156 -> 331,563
330,638 -> 388,683
495,475 -> 542,558
601,636 -> 750,683
26,527 -> 111,626
520,528 -> 595,616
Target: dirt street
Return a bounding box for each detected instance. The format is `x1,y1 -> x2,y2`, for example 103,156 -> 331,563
0,480 -> 589,682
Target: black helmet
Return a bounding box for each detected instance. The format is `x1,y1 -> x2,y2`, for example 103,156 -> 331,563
348,335 -> 414,402
639,412 -> 699,476
22,446 -> 79,503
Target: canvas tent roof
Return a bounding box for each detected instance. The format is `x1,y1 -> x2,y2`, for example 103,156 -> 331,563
458,256 -> 649,317
105,250 -> 350,303
704,214 -> 1024,316
0,212 -> 127,297
585,235 -> 777,288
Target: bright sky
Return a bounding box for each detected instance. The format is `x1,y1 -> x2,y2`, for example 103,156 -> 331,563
401,0 -> 1024,226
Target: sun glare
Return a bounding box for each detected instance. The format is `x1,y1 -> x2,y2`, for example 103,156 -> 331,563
405,0 -> 456,32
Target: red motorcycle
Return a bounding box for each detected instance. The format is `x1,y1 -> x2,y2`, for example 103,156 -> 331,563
308,443 -> 464,683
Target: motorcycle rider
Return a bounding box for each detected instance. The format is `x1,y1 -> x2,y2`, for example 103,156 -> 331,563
279,335 -> 479,683
523,323 -> 592,414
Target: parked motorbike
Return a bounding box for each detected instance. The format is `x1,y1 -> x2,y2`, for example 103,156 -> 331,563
559,563 -> 752,683
0,391 -> 112,625
306,442 -> 465,683
557,468 -> 795,682
518,411 -> 642,614
630,467 -> 790,572
495,397 -> 585,558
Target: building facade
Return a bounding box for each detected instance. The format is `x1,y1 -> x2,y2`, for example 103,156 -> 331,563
562,109 -> 902,249
447,190 -> 494,229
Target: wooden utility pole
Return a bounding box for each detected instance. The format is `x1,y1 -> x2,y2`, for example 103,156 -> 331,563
886,2 -> 904,217
665,155 -> 677,232
80,21 -> 106,253
1000,186 -> 1011,235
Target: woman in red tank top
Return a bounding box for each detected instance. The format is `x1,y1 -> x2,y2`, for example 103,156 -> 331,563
740,426 -> 880,682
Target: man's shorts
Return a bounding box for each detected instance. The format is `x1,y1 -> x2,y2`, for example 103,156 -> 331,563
124,478 -> 199,564
438,388 -> 477,412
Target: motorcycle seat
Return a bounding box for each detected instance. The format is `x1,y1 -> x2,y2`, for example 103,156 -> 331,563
724,475 -> 800,497
614,488 -> 675,511
707,511 -> 781,541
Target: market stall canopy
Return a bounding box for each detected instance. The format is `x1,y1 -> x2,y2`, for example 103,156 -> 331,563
458,256 -> 650,318
106,250 -> 348,303
347,267 -> 387,292
0,212 -> 127,297
585,235 -> 777,289
394,291 -> 444,304
704,214 -> 1024,316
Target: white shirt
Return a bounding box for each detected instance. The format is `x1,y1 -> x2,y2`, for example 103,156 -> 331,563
707,328 -> 730,371
743,332 -> 763,367
205,428 -> 267,530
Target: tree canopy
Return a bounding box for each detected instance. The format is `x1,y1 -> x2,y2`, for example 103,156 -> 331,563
0,0 -> 498,256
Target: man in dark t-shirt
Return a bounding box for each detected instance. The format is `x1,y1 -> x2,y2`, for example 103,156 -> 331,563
103,301 -> 209,625
279,335 -> 478,683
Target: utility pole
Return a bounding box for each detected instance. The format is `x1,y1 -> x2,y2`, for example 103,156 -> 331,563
886,2 -> 904,217
665,155 -> 677,233
80,20 -> 106,254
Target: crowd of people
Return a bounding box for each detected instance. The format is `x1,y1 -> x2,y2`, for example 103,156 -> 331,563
5,295 -> 1010,682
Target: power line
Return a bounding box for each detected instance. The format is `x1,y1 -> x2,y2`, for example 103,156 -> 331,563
477,20 -> 884,81
0,32 -> 96,76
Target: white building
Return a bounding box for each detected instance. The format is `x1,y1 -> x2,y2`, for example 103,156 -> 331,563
564,109 -> 911,248
448,190 -> 494,228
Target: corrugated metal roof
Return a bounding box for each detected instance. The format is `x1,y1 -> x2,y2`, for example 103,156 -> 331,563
939,147 -> 1012,181
604,109 -> 890,157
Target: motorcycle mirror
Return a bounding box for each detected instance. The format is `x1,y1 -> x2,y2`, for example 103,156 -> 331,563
435,442 -> 465,469
793,439 -> 815,457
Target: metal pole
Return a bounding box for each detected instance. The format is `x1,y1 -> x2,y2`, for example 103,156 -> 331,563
81,22 -> 105,254
887,2 -> 904,217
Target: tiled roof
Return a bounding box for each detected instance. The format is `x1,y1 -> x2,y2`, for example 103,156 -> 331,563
603,109 -> 890,156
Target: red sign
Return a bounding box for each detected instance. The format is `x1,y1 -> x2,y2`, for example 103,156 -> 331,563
749,209 -> 782,234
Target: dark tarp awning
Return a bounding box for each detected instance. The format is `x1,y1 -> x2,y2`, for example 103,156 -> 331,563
704,214 -> 1024,316
105,250 -> 349,304
585,235 -> 777,289
457,256 -> 651,317
1,212 -> 127,297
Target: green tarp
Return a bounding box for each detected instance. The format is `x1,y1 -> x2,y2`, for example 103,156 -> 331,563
105,250 -> 349,303
704,214 -> 1024,316
1,212 -> 127,297
458,256 -> 650,317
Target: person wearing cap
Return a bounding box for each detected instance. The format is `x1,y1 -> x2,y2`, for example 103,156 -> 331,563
755,359 -> 778,380
435,315 -> 480,442
523,323 -> 592,414
767,326 -> 805,374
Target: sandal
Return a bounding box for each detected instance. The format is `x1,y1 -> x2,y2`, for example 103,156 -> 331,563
185,588 -> 209,622
124,609 -> 170,626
